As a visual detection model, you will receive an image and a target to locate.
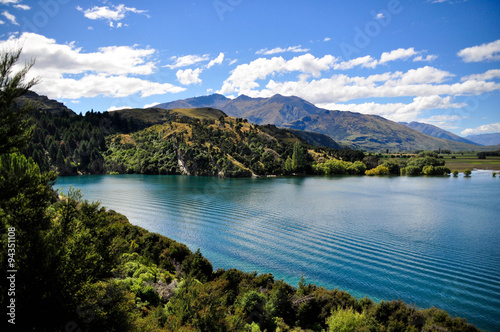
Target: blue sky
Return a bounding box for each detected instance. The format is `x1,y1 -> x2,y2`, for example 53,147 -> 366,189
0,0 -> 499,136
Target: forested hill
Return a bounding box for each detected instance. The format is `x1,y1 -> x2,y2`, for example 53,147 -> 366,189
23,106 -> 351,176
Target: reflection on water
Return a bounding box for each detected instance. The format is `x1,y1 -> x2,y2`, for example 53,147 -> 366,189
56,174 -> 500,331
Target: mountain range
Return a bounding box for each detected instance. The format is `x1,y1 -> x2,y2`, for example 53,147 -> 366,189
399,122 -> 480,146
465,133 -> 500,146
155,94 -> 482,152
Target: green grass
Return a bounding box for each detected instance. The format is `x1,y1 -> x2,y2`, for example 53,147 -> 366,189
378,154 -> 500,172
444,155 -> 500,171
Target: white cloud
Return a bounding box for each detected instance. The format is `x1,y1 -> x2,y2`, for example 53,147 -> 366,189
0,32 -> 185,99
176,68 -> 202,85
165,54 -> 210,69
13,4 -> 30,10
324,37 -> 331,42
461,69 -> 500,81
144,102 -> 160,108
461,123 -> 500,136
2,10 -> 18,25
0,19 -> 4,25
375,13 -> 386,19
0,0 -> 21,4
107,106 -> 132,112
379,47 -> 418,64
333,48 -> 433,70
457,39 -> 500,62
418,114 -> 467,130
77,4 -> 149,21
207,52 -> 224,69
316,96 -> 466,123
219,54 -> 337,95
334,55 -> 378,70
413,54 -> 438,62
256,45 -> 310,55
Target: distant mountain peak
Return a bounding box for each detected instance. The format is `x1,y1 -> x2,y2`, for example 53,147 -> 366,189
401,121 -> 480,146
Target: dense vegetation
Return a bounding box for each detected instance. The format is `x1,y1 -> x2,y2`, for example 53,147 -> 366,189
0,50 -> 483,331
21,106 -> 365,177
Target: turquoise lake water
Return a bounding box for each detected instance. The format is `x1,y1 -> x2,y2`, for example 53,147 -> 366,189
56,173 -> 500,331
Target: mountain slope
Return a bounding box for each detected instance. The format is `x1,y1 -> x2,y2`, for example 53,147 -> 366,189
106,107 -> 344,177
400,122 -> 480,146
157,94 -> 480,152
16,91 -> 76,115
466,133 -> 500,146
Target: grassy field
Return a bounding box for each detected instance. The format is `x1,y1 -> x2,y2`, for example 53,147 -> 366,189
378,154 -> 500,172
442,154 -> 500,172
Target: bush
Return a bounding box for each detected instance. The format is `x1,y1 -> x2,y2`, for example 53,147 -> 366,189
401,166 -> 421,176
365,165 -> 390,176
464,169 -> 472,177
422,165 -> 451,176
327,308 -> 374,332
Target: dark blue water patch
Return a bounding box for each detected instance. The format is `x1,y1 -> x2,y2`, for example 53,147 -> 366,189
56,173 -> 500,331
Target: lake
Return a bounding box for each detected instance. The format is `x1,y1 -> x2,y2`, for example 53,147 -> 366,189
56,173 -> 500,331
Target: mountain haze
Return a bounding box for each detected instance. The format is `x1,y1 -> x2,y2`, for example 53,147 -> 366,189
156,94 -> 480,152
400,122 -> 480,146
466,133 -> 500,146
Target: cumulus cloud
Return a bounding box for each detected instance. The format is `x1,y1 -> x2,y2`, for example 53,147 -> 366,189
0,0 -> 21,4
333,48 -> 435,70
165,54 -> 210,69
379,48 -> 418,64
461,123 -> 500,136
256,45 -> 310,55
176,68 -> 202,85
316,96 -> 466,123
457,39 -> 500,62
219,54 -> 338,95
461,69 -> 500,81
207,52 -> 224,69
0,32 -> 185,99
77,4 -> 149,21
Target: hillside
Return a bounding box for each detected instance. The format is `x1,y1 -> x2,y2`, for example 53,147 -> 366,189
400,121 -> 480,146
156,94 -> 480,152
16,91 -> 76,115
25,106 -> 352,177
106,108 -> 343,177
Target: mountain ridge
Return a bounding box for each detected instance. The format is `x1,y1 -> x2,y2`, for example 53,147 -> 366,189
156,94 -> 480,152
400,121 -> 480,146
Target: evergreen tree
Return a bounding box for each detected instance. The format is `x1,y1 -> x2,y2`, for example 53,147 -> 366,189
0,49 -> 39,154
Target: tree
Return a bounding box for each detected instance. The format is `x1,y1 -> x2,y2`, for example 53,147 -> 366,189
0,49 -> 39,154
464,169 -> 472,177
291,142 -> 306,173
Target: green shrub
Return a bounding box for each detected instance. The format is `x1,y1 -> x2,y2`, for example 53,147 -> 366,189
365,165 -> 390,176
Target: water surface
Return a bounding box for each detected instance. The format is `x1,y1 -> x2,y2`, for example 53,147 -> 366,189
56,173 -> 500,331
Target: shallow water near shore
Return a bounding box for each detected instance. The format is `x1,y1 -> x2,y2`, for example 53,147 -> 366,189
56,173 -> 500,331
